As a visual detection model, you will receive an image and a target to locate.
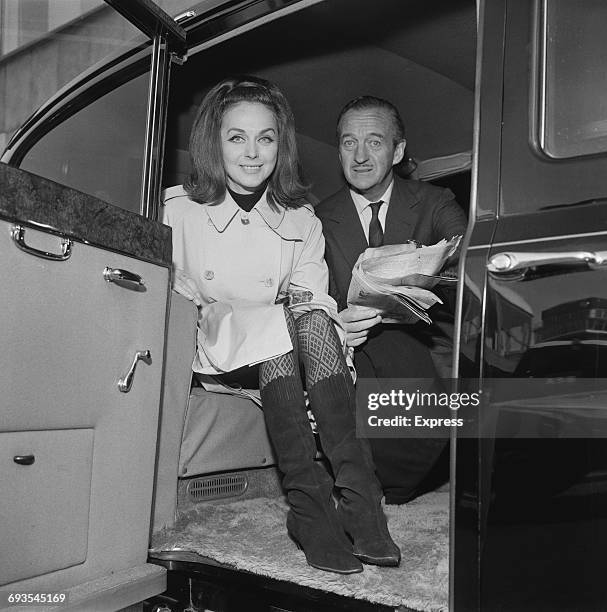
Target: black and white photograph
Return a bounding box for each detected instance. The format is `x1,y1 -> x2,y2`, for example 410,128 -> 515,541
2,1 -> 607,611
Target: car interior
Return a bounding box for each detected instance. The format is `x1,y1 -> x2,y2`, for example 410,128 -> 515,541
148,0 -> 475,608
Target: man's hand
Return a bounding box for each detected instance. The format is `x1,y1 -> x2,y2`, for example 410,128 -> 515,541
173,268 -> 203,307
340,305 -> 382,348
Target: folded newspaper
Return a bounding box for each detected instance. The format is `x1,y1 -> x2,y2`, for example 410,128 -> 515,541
347,236 -> 462,324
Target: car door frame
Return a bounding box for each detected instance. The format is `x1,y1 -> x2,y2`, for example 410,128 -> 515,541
453,0 -> 607,609
451,0 -> 502,608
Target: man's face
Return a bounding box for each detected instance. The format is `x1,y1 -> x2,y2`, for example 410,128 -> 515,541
338,107 -> 405,201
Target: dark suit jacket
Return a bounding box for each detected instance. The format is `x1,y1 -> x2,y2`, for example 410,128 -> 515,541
316,176 -> 467,380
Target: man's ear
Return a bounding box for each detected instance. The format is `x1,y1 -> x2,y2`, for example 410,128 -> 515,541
393,139 -> 406,166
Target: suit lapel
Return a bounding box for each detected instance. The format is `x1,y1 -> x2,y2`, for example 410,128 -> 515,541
322,178 -> 421,269
323,187 -> 368,271
383,177 -> 419,245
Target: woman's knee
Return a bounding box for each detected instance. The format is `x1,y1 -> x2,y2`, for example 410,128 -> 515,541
297,309 -> 331,330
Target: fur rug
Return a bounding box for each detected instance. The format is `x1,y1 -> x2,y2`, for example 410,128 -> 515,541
151,490 -> 448,611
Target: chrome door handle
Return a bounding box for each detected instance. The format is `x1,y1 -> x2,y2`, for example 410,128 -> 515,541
103,266 -> 145,290
13,455 -> 35,466
487,250 -> 607,273
11,224 -> 72,261
118,350 -> 151,393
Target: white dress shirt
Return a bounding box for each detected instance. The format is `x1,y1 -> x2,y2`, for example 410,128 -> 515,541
349,180 -> 394,243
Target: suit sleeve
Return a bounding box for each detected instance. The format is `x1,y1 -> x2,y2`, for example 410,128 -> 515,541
430,191 -> 467,316
432,190 -> 468,243
326,260 -> 344,310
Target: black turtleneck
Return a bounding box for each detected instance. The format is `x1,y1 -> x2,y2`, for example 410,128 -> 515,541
228,185 -> 266,213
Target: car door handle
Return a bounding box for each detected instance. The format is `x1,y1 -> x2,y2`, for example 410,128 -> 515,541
103,266 -> 145,290
487,250 -> 607,273
11,224 -> 73,261
13,454 -> 35,466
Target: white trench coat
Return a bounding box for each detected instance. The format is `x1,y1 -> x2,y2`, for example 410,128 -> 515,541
162,186 -> 342,378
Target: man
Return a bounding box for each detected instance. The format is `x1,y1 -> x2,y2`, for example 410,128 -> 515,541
315,96 -> 467,504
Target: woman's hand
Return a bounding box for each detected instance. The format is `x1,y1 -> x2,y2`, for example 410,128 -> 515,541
173,268 -> 203,307
340,305 -> 382,348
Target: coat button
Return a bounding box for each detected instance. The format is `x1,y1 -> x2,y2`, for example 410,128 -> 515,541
241,216 -> 250,225
264,278 -> 274,287
203,270 -> 214,280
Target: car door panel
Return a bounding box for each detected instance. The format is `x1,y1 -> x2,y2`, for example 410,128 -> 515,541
0,0 -> 181,601
455,0 -> 607,609
0,171 -> 171,607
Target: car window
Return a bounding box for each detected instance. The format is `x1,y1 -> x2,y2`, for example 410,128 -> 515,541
1,4 -> 157,215
498,0 -> 607,216
20,73 -> 149,214
539,0 -> 607,158
1,0 -> 106,56
0,4 -> 143,145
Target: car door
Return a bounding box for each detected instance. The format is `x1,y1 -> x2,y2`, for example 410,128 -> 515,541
0,3 -> 185,610
454,0 -> 607,610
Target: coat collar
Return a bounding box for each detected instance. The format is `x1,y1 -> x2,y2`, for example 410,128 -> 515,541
204,189 -> 302,240
204,192 -> 240,232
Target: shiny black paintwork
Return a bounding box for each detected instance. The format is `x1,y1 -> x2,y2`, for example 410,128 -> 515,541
454,0 -> 607,610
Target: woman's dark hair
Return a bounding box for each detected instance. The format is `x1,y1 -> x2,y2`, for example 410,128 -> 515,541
185,75 -> 308,209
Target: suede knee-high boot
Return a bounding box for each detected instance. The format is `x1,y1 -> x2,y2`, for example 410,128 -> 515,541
297,310 -> 401,567
259,308 -> 362,574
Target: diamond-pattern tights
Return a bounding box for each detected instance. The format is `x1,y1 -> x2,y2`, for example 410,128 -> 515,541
259,308 -> 349,390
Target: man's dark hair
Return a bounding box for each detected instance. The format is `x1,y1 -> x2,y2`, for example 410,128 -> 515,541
336,96 -> 406,144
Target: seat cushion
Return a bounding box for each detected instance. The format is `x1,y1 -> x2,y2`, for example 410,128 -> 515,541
179,388 -> 276,477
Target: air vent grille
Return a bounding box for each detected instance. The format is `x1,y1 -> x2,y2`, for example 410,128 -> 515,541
187,474 -> 248,502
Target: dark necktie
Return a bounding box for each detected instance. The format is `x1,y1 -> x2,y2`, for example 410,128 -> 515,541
368,200 -> 384,248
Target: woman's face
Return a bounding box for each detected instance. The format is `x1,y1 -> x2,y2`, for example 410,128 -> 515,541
220,101 -> 278,194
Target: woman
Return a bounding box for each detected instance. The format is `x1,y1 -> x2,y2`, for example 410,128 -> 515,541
162,76 -> 399,574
